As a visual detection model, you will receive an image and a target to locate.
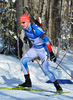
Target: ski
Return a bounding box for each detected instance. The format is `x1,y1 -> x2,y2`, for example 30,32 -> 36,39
0,86 -> 55,93
0,86 -> 69,97
45,91 -> 69,97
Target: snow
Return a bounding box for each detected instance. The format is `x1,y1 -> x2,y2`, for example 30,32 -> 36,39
0,51 -> 73,100
8,30 -> 14,35
5,0 -> 15,3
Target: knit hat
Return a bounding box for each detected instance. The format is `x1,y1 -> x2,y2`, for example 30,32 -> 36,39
20,14 -> 30,23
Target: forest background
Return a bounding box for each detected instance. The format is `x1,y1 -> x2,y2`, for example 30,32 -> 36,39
0,0 -> 73,59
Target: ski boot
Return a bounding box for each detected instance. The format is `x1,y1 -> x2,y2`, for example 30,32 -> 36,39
18,74 -> 32,88
53,80 -> 63,93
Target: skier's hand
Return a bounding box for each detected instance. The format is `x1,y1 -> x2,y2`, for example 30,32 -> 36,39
50,52 -> 56,62
24,36 -> 28,44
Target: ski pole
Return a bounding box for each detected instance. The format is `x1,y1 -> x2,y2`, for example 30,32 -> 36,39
35,58 -> 46,76
35,58 -> 41,67
56,61 -> 73,79
56,53 -> 66,69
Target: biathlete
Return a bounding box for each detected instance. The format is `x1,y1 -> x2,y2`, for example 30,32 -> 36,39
19,14 -> 63,92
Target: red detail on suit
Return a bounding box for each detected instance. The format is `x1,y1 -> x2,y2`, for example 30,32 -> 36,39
46,43 -> 52,53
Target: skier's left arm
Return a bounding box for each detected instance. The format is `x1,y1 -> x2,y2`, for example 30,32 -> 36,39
35,26 -> 56,62
42,35 -> 56,62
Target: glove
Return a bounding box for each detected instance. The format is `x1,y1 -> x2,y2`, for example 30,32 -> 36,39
50,52 -> 56,62
24,36 -> 28,44
24,36 -> 32,48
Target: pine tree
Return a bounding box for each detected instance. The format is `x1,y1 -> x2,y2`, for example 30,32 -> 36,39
0,0 -> 16,54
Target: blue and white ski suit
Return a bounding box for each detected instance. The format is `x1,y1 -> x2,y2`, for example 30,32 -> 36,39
20,24 -> 56,82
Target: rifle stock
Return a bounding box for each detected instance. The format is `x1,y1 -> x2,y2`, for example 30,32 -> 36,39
25,7 -> 42,26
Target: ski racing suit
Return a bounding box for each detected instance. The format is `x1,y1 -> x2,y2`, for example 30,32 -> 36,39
20,24 -> 56,82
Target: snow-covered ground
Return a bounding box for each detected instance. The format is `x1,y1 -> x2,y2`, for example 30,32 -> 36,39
0,50 -> 73,100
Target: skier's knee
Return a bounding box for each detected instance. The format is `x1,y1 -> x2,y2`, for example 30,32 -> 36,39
42,61 -> 49,74
42,61 -> 48,69
22,59 -> 27,66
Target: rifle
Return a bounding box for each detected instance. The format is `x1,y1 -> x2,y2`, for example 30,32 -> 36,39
24,6 -> 42,26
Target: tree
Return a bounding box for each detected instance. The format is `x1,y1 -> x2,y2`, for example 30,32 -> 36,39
16,0 -> 23,59
56,0 -> 62,58
52,0 -> 61,46
0,0 -> 17,54
0,0 -> 73,56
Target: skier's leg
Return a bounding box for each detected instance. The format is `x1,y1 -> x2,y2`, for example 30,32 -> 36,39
19,47 -> 38,87
37,47 -> 63,92
42,60 -> 62,92
20,47 -> 38,75
42,61 -> 56,82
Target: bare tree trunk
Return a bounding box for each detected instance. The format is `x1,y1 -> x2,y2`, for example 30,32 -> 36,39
33,0 -> 39,19
52,0 -> 60,46
56,0 -> 62,58
46,0 -> 50,30
16,0 -> 23,59
65,0 -> 69,40
61,0 -> 66,24
23,0 -> 28,14
41,0 -> 47,31
48,0 -> 54,41
23,0 -> 28,7
70,0 -> 73,37
20,29 -> 29,57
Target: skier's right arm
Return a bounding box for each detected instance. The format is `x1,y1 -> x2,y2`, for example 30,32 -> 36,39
42,35 -> 56,62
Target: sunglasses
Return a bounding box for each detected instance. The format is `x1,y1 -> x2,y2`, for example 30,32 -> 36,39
22,22 -> 25,24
